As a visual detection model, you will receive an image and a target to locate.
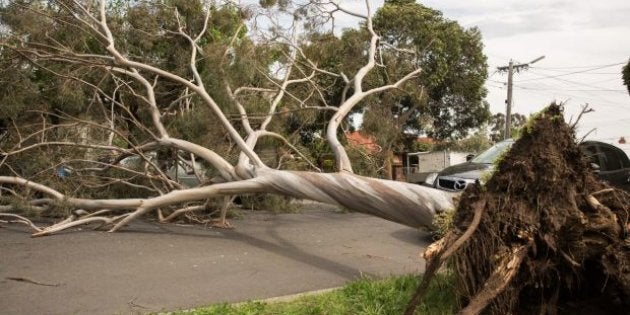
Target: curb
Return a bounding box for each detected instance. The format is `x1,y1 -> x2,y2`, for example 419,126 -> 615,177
161,287 -> 343,314
244,286 -> 343,304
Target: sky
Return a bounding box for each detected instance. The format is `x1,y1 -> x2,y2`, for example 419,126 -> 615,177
331,0 -> 630,151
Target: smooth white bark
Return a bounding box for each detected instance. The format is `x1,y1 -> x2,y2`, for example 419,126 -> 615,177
109,169 -> 454,232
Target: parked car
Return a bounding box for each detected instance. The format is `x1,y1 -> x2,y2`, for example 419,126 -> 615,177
423,139 -> 630,192
120,152 -> 206,188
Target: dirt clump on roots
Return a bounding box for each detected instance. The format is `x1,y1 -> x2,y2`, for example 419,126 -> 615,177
406,103 -> 630,315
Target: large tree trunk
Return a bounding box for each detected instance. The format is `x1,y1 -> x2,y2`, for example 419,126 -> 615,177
0,170 -> 455,236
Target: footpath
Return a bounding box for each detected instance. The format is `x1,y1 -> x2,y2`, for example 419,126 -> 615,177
0,203 -> 430,314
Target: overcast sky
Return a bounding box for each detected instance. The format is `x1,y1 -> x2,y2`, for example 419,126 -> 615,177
333,0 -> 630,149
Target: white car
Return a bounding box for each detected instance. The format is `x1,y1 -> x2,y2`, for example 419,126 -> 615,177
120,152 -> 206,187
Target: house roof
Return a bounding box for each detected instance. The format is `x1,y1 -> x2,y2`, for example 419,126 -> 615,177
345,131 -> 381,153
345,132 -> 435,153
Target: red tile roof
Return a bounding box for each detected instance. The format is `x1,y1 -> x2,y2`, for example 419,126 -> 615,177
345,131 -> 381,153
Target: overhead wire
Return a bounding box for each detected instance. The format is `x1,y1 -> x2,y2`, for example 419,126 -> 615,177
521,62 -> 626,82
486,80 -> 627,111
529,62 -> 626,70
487,60 -> 630,127
529,69 -> 620,75
495,71 -> 630,111
523,70 -> 627,94
513,86 -> 625,92
486,79 -> 629,110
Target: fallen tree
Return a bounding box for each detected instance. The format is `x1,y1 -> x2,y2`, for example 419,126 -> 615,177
0,0 -> 459,236
406,104 -> 630,315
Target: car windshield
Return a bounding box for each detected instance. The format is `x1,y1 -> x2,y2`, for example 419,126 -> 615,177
471,140 -> 514,164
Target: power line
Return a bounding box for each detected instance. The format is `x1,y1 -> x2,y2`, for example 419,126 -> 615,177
525,70 -> 628,94
513,86 -> 625,92
486,83 -> 505,90
488,79 -> 505,84
520,63 -> 626,82
588,77 -> 624,84
580,117 -> 630,124
580,119 -> 630,127
488,79 -> 629,107
530,62 -> 626,70
529,69 -> 620,75
499,83 -> 630,110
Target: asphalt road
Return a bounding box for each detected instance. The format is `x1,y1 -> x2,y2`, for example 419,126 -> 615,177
0,203 -> 431,315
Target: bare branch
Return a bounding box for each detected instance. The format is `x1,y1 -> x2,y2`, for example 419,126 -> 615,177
570,103 -> 594,129
0,213 -> 43,232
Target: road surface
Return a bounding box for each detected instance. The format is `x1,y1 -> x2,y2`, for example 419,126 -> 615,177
0,203 -> 431,314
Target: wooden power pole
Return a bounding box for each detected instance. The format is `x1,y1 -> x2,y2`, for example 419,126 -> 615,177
497,56 -> 545,139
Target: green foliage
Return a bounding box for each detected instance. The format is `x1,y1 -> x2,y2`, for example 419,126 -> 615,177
478,169 -> 495,188
433,131 -> 492,153
432,209 -> 455,239
411,140 -> 434,152
517,109 -> 548,139
372,1 -> 490,141
489,113 -> 527,142
346,146 -> 385,177
170,273 -> 457,315
169,107 -> 212,143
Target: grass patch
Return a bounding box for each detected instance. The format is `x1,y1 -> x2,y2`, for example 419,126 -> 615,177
167,273 -> 457,315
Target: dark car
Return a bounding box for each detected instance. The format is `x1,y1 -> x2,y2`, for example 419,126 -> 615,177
424,139 -> 630,192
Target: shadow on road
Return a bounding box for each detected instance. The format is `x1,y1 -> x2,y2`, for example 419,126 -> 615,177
119,220 -> 364,280
389,227 -> 434,246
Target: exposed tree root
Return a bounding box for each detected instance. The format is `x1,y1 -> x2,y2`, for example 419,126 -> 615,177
458,244 -> 530,315
405,199 -> 486,315
409,104 -> 630,314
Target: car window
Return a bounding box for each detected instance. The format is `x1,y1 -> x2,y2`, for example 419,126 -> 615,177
471,140 -> 514,164
598,144 -> 623,171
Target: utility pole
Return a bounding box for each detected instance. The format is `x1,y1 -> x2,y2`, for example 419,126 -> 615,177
497,55 -> 545,139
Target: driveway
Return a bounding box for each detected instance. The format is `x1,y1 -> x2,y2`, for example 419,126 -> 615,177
0,203 -> 431,314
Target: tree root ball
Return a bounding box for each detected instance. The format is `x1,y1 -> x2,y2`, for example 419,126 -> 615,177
410,103 -> 630,315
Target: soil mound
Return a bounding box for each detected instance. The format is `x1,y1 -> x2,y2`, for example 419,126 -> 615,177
407,104 -> 630,315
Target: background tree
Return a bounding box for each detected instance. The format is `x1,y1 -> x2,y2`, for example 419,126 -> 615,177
362,0 -> 490,177
433,129 -> 492,153
489,113 -> 527,142
371,0 -> 490,140
288,1 -> 491,179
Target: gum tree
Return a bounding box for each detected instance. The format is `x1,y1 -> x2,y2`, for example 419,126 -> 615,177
0,0 -> 455,236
